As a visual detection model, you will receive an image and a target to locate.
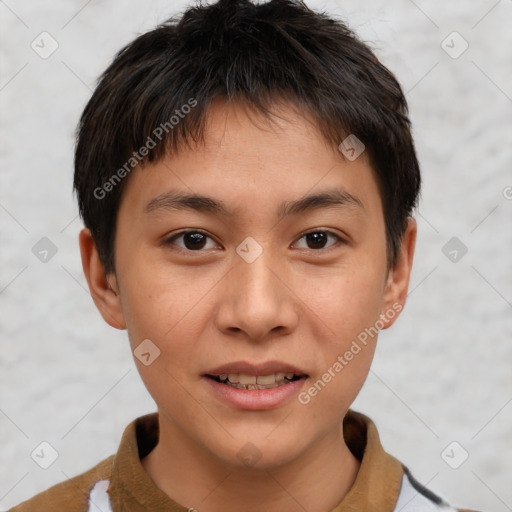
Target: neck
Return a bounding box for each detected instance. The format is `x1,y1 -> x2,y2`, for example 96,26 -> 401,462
141,412 -> 360,512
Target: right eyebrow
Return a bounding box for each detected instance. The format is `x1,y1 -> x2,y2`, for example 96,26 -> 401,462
144,192 -> 230,216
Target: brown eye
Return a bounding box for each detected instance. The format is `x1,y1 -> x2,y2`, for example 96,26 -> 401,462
294,230 -> 343,250
183,232 -> 207,250
305,232 -> 328,249
165,231 -> 217,252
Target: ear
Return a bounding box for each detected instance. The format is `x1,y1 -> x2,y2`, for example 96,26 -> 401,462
379,217 -> 417,329
79,227 -> 126,330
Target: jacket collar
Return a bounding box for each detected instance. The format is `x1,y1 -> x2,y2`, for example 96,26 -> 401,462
108,409 -> 404,511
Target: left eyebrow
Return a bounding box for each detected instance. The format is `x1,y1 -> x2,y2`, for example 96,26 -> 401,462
143,187 -> 364,219
276,187 -> 364,221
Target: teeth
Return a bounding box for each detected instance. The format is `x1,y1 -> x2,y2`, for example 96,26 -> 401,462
256,374 -> 276,385
236,373 -> 295,385
238,374 -> 257,385
214,372 -> 302,388
226,381 -> 284,390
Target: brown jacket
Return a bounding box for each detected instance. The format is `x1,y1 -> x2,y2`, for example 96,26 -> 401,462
10,410 -> 479,512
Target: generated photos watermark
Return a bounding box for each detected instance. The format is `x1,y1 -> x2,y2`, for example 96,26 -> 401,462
93,98 -> 198,200
298,302 -> 403,405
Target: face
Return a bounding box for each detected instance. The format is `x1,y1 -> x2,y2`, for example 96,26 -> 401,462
81,99 -> 415,470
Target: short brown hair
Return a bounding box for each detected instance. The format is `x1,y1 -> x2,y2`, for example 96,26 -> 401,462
74,0 -> 421,273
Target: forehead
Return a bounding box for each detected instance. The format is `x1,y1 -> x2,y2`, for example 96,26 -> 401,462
198,98 -> 340,158
119,99 -> 382,220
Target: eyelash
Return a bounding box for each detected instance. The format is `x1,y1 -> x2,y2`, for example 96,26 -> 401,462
164,229 -> 345,254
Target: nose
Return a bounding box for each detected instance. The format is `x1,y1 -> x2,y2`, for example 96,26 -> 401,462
213,250 -> 300,342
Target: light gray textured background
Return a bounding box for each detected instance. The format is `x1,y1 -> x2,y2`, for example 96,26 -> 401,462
1,1 -> 511,511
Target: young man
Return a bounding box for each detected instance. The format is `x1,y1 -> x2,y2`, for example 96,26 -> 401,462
12,0 -> 478,511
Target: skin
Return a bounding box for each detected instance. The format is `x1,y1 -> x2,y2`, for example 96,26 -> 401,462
80,99 -> 416,512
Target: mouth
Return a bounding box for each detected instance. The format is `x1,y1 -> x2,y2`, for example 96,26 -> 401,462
206,372 -> 306,390
203,361 -> 309,410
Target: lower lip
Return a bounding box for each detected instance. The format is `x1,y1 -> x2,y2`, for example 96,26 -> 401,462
203,376 -> 308,410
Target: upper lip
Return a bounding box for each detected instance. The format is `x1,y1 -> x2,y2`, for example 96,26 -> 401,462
204,360 -> 308,377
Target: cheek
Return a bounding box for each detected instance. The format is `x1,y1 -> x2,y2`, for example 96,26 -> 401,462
297,262 -> 385,402
123,290 -> 204,412
122,288 -> 206,369
118,247 -> 217,341
119,267 -> 216,386
303,264 -> 385,341
297,274 -> 383,423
